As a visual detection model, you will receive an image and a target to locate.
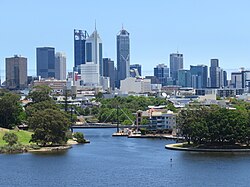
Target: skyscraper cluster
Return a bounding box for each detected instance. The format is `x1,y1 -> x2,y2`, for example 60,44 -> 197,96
36,47 -> 66,80
3,25 -> 250,95
152,55 -> 231,90
73,26 -> 130,89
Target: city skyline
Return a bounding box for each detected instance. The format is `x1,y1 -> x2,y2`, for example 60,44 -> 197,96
1,0 -> 250,80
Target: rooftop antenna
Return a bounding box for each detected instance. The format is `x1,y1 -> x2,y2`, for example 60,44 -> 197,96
95,19 -> 97,31
122,23 -> 124,30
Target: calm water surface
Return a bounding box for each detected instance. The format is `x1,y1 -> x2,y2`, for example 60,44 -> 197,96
1,128 -> 250,187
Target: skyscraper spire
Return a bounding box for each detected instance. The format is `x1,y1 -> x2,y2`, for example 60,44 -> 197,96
95,19 -> 97,31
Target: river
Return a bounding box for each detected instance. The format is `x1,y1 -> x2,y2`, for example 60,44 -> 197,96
0,128 -> 250,187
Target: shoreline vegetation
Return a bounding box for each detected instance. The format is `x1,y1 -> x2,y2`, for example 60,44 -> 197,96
0,86 -> 91,154
0,128 -> 89,154
166,142 -> 250,152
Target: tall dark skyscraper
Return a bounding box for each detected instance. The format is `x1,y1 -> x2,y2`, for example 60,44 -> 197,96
36,47 -> 55,78
210,59 -> 221,88
190,65 -> 208,88
74,29 -> 88,68
6,55 -> 27,90
117,27 -> 130,88
170,52 -> 183,84
103,58 -> 115,90
154,64 -> 169,86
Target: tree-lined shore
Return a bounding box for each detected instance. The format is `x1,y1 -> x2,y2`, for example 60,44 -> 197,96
0,87 -> 87,153
178,103 -> 250,148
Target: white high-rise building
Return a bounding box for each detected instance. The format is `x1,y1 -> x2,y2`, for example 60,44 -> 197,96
55,52 -> 66,80
85,28 -> 103,77
79,62 -> 99,86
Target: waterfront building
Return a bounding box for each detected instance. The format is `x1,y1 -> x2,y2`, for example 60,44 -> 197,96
178,69 -> 191,87
5,55 -> 27,90
36,47 -> 55,78
120,77 -> 151,93
103,58 -> 115,90
190,65 -> 208,88
130,64 -> 142,76
148,108 -> 176,130
85,28 -> 103,76
170,52 -> 183,84
154,64 -> 169,86
74,29 -> 88,68
55,52 -> 66,80
117,27 -> 130,88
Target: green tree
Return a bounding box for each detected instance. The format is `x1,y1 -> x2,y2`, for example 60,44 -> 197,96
3,132 -> 18,146
95,92 -> 103,101
166,102 -> 177,112
178,106 -> 250,146
0,93 -> 23,129
25,100 -> 59,117
73,132 -> 86,143
28,85 -> 52,103
28,109 -> 70,146
84,107 -> 90,116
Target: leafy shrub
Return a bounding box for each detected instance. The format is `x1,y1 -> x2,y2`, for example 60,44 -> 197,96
73,132 -> 86,143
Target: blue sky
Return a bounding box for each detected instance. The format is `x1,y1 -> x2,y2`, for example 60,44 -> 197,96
1,0 -> 250,80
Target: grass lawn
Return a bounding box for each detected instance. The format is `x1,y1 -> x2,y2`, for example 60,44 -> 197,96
0,128 -> 33,146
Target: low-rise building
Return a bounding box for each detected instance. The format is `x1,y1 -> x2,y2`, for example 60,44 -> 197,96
149,110 -> 176,130
120,77 -> 151,93
32,78 -> 66,95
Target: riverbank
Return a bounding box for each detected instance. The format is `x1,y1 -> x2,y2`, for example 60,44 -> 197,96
28,145 -> 72,153
25,138 -> 91,153
166,143 -> 250,152
128,134 -> 183,140
0,137 -> 90,154
0,127 -> 91,154
112,130 -> 184,140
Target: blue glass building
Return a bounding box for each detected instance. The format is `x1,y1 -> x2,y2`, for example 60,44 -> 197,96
74,29 -> 88,68
117,28 -> 130,88
154,64 -> 169,86
190,65 -> 208,88
36,47 -> 55,78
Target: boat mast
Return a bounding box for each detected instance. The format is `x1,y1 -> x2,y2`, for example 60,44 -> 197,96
116,104 -> 119,133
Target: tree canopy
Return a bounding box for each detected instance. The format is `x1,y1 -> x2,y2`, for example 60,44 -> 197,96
25,86 -> 73,146
88,96 -> 174,124
28,109 -> 70,146
178,106 -> 250,146
0,92 -> 23,129
28,85 -> 53,103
